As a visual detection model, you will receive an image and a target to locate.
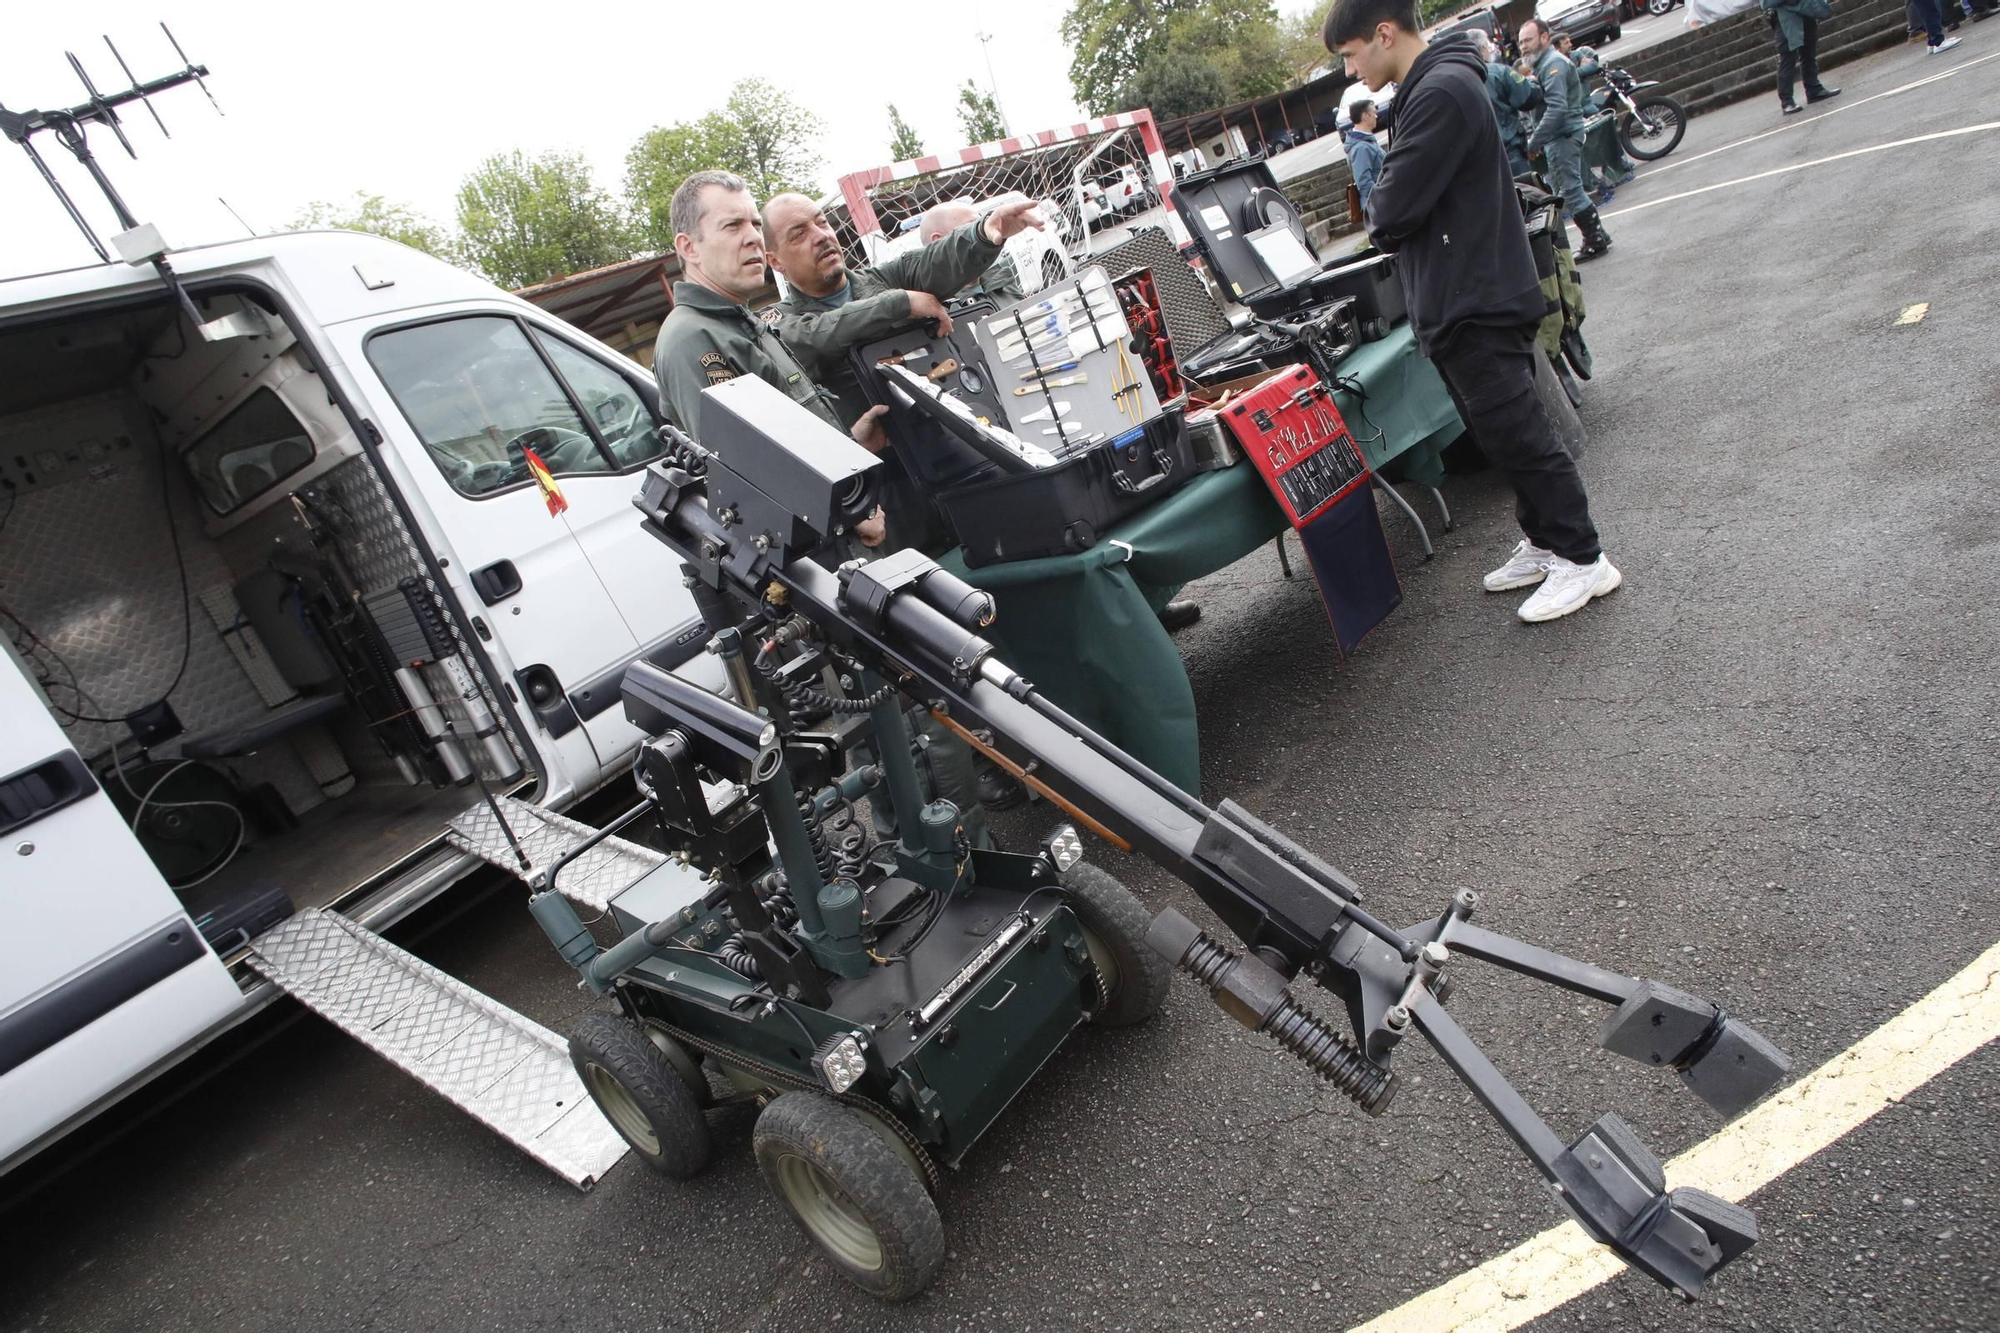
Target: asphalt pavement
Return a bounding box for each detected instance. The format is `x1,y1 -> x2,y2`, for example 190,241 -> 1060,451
4,37 -> 1998,1333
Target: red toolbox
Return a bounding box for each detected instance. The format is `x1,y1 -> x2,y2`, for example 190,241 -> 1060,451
1220,365 -> 1401,654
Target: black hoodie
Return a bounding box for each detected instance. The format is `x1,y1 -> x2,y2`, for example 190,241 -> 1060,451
1364,34 -> 1548,355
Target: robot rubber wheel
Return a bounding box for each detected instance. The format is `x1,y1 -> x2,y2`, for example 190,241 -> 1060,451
753,1092 -> 946,1301
1061,862 -> 1172,1027
568,1011 -> 713,1179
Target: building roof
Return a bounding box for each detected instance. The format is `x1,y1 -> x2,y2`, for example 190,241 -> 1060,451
514,252 -> 681,359
1154,69 -> 1356,156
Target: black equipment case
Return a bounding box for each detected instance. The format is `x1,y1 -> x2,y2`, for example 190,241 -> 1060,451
940,407 -> 1199,568
847,299 -> 1011,495
1293,250 -> 1406,338
1170,156 -> 1406,334
1168,156 -> 1319,308
1183,297 -> 1361,388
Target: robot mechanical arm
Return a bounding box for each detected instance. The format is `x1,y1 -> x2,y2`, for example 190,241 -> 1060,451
631,377 -> 1790,1299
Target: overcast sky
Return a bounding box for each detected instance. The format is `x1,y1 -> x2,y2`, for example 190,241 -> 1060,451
3,0 -> 1202,281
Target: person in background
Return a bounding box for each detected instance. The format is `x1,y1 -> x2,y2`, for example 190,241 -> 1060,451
652,171 -> 896,538
1471,29 -> 1540,178
1519,17 -> 1613,260
1343,100 -> 1387,209
1758,0 -> 1844,113
917,200 -> 1027,302
761,192 -> 1037,432
1326,0 -> 1621,624
1899,0 -> 1975,55
1553,31 -> 1639,199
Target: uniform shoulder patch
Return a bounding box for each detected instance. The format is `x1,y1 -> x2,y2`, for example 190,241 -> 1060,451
697,350 -> 736,385
757,305 -> 783,326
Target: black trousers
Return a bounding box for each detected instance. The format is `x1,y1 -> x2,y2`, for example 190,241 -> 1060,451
1431,321 -> 1603,564
1776,18 -> 1825,106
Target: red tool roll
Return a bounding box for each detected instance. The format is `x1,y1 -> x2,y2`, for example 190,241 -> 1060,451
1221,365 -> 1401,654
1221,365 -> 1371,526
1112,267 -> 1184,401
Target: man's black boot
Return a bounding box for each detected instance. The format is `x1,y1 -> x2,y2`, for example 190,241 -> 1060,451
1157,599 -> 1201,631
1575,207 -> 1612,261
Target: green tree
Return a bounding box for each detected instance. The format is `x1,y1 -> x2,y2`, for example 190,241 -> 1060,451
955,80 -> 1006,144
625,114 -> 739,253
1125,50 -> 1232,121
887,104 -> 925,160
1276,6 -> 1333,86
720,78 -> 825,201
290,192 -> 457,262
1170,1 -> 1289,101
1062,0 -> 1188,115
454,149 -> 633,290
622,79 -> 825,252
1062,0 -> 1289,114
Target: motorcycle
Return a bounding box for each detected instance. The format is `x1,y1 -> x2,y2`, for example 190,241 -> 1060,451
1585,62 -> 1688,161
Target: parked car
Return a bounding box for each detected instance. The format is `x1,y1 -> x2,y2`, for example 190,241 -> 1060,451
1426,3 -> 1502,40
1539,0 -> 1623,45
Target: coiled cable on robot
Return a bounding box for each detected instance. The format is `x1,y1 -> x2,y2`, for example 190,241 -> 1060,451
753,642 -> 897,721
821,795 -> 870,878
716,934 -> 762,979
657,425 -> 709,476
796,786 -> 837,886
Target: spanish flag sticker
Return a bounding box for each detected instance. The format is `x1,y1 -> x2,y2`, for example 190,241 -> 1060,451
521,445 -> 569,517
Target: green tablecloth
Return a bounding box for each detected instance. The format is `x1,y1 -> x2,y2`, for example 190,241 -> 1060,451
1584,114 -> 1622,174
939,324 -> 1461,794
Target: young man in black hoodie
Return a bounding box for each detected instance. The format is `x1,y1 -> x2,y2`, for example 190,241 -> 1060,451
1324,0 -> 1621,623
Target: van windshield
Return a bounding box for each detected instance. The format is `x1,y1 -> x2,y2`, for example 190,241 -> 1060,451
368,316 -> 660,498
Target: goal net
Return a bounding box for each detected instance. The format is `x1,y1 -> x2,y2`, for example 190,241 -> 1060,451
824,110 -> 1190,274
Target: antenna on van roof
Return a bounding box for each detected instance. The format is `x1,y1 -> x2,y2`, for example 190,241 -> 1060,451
0,24 -> 247,337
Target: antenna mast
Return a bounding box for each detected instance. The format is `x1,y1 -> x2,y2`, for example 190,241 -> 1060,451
1,24 -> 230,334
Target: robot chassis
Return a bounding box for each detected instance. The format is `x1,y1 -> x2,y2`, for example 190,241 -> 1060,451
528,376 -> 1791,1303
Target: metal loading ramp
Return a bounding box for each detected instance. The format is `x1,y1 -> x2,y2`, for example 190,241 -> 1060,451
246,909 -> 629,1189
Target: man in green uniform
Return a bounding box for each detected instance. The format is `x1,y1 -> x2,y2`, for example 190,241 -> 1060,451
653,169 -> 988,838
1553,33 -> 1639,201
759,191 -> 1045,426
1520,18 -> 1613,261
651,169 -> 851,441
918,200 -> 1028,303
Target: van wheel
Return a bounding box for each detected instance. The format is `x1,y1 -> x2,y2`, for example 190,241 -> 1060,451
569,1011 -> 712,1179
1062,863 -> 1171,1027
755,1093 -> 945,1301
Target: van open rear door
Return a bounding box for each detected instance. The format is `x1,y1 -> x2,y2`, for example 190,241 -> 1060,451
0,660 -> 242,1168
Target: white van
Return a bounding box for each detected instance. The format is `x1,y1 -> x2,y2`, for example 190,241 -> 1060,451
0,230 -> 722,1176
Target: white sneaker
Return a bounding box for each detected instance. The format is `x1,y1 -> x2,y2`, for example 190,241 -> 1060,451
1483,539 -> 1557,592
1517,554 -> 1622,622
1928,35 -> 1963,52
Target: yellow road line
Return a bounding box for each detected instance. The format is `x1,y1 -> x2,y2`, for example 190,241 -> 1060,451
1349,936 -> 2000,1333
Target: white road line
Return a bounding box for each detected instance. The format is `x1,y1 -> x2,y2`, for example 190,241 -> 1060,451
1639,47 -> 2000,180
1349,936 -> 2000,1333
1602,121 -> 2000,219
